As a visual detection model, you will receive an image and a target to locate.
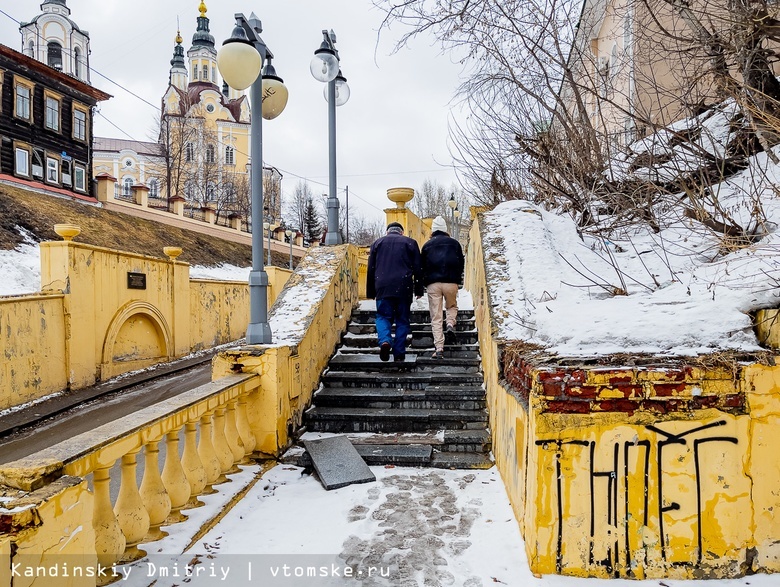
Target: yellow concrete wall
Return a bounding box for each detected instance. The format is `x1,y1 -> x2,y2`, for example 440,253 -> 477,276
466,210 -> 780,579
385,208 -> 431,251
213,245 -> 360,455
2,477 -> 97,587
357,247 -> 369,299
0,294 -> 68,410
0,237 -> 292,410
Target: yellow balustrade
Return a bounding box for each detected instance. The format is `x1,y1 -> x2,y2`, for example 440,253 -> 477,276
161,429 -> 191,524
198,411 -> 221,493
225,400 -> 246,464
114,449 -> 150,561
212,407 -> 237,477
235,396 -> 256,456
181,422 -> 207,508
139,440 -> 171,541
92,465 -> 125,568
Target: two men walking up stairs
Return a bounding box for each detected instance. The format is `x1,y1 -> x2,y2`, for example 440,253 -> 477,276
301,299 -> 492,470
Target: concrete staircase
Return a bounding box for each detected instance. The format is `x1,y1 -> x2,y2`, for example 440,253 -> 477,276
296,307 -> 492,469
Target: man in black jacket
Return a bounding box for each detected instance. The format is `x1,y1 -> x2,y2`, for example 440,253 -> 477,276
366,222 -> 424,362
421,216 -> 465,358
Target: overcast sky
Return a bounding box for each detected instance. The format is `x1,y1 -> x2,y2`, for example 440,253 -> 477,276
0,0 -> 466,223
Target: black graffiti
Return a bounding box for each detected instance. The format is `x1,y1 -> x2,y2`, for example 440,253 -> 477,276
536,420 -> 738,575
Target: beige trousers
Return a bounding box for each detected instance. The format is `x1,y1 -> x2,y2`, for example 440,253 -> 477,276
426,282 -> 459,351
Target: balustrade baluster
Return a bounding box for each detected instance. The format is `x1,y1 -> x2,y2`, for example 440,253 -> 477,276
139,440 -> 171,541
225,400 -> 246,464
236,394 -> 256,456
182,421 -> 207,507
161,429 -> 191,523
198,411 -> 221,492
114,448 -> 150,561
212,406 -> 236,478
92,464 -> 126,568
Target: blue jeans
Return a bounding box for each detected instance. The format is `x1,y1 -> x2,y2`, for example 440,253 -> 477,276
376,298 -> 411,359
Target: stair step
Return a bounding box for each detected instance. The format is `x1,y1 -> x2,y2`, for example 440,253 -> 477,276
348,320 -> 475,335
329,354 -> 418,370
350,309 -> 474,324
431,451 -> 494,470
339,346 -> 480,359
355,444 -> 433,465
321,372 -> 484,389
313,387 -> 485,410
305,406 -> 488,433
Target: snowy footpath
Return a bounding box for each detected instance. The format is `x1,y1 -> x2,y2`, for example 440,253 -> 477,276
116,464 -> 777,587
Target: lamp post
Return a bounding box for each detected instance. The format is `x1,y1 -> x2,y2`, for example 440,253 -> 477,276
263,220 -> 272,266
217,12 -> 288,344
453,206 -> 461,241
285,228 -> 294,269
447,195 -> 457,235
310,30 -> 350,245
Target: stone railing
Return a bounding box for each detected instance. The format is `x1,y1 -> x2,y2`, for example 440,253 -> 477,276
0,373 -> 260,577
0,243 -> 362,585
95,174 -> 306,256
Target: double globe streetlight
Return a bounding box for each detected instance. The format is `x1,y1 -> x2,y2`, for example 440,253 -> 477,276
217,12 -> 288,344
310,30 -> 350,245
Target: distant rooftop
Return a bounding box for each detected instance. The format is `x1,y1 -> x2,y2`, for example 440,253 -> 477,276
94,137 -> 163,157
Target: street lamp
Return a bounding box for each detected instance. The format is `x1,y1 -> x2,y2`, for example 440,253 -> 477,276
310,30 -> 350,245
453,206 -> 461,241
217,12 -> 288,344
285,228 -> 294,269
447,195 -> 457,234
263,220 -> 272,266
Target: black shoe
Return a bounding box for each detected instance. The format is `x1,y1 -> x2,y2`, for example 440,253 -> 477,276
444,324 -> 457,345
431,350 -> 444,359
380,342 -> 391,362
394,355 -> 405,362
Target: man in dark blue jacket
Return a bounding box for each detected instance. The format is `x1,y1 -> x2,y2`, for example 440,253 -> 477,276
421,216 -> 465,358
366,222 -> 423,362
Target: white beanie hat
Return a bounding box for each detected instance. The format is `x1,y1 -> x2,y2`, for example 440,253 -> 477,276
431,216 -> 448,233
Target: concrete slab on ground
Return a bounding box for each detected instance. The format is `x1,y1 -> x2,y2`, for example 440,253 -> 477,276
303,435 -> 376,490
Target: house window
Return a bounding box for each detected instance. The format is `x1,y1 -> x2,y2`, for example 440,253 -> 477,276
225,146 -> 235,165
74,165 -> 86,192
193,65 -> 199,81
32,150 -> 44,178
26,41 -> 34,58
212,66 -> 216,83
46,156 -> 60,183
47,42 -> 63,71
45,95 -> 60,131
14,146 -> 30,177
123,177 -> 133,195
149,178 -> 159,197
15,81 -> 32,121
206,144 -> 215,163
74,47 -> 81,78
207,182 -> 216,200
73,108 -> 87,141
61,160 -> 72,186
185,142 -> 194,162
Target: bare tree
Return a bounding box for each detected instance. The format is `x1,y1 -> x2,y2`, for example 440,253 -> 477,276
283,180 -> 315,233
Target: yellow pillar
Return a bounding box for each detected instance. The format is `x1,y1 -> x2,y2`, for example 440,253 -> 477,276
198,411 -> 221,493
92,465 -> 126,567
113,449 -> 150,560
236,394 -> 256,457
212,407 -> 235,478
182,421 -> 207,507
94,174 -> 116,203
225,400 -> 246,464
139,440 -> 171,541
161,430 -> 191,523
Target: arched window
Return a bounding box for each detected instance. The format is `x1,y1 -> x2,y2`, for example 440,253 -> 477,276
149,178 -> 159,198
47,42 -> 63,70
225,146 -> 235,165
26,41 -> 34,58
123,177 -> 133,196
185,142 -> 194,162
193,65 -> 199,81
212,66 -> 216,83
74,47 -> 81,78
207,182 -> 216,200
206,144 -> 215,164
